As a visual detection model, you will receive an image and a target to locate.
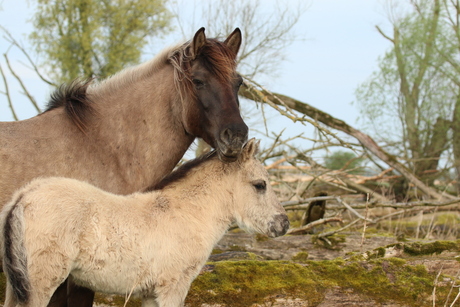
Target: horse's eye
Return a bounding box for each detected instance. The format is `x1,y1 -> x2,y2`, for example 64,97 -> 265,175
252,180 -> 266,192
236,77 -> 244,88
193,79 -> 205,88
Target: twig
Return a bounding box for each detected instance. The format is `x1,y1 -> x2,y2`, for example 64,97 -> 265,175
444,269 -> 460,307
449,288 -> 460,307
287,217 -> 342,235
360,196 -> 370,249
317,218 -> 362,238
3,53 -> 42,113
0,63 -> 18,120
1,26 -> 56,86
433,265 -> 444,307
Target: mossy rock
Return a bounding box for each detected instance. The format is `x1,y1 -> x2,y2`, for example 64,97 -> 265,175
402,240 -> 460,256
185,257 -> 454,306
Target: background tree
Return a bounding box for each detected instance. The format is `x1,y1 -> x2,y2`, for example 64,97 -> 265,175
30,0 -> 172,83
324,150 -> 364,174
354,0 -> 455,184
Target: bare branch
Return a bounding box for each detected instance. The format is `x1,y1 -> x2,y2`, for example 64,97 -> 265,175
0,26 -> 56,87
0,63 -> 18,121
3,54 -> 41,113
239,82 -> 455,200
287,217 -> 342,235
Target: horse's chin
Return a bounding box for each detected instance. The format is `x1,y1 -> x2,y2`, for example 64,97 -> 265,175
217,150 -> 238,162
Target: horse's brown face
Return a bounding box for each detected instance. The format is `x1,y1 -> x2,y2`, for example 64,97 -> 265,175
190,62 -> 248,162
182,28 -> 248,162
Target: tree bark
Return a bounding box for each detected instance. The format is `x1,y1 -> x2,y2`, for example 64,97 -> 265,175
239,82 -> 455,200
452,90 -> 460,193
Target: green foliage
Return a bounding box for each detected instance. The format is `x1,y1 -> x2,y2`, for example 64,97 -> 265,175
354,0 -> 457,177
323,150 -> 364,174
30,0 -> 172,83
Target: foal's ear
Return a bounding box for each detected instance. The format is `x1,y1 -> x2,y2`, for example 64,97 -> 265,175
224,28 -> 242,57
190,27 -> 207,59
241,138 -> 260,162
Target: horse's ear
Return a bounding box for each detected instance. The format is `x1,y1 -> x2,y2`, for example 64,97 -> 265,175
190,27 -> 207,59
240,138 -> 260,162
224,28 -> 242,57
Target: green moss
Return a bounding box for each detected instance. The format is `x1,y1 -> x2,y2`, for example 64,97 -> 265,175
255,233 -> 269,242
403,240 -> 460,256
186,261 -> 324,306
311,233 -> 346,250
291,251 -> 309,263
185,257 -> 451,306
211,248 -> 223,255
436,213 -> 460,225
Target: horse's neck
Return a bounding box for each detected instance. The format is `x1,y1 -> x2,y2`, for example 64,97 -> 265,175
87,65 -> 194,191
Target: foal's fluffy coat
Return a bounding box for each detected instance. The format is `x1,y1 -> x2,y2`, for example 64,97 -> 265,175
1,139 -> 289,307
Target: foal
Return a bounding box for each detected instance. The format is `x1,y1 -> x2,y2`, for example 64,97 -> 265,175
1,139 -> 289,307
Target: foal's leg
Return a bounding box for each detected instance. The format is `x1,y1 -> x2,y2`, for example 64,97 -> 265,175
141,297 -> 159,307
26,254 -> 73,307
66,276 -> 95,307
47,280 -> 68,307
155,279 -> 192,307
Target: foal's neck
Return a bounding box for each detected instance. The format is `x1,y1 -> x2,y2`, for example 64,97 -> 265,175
161,163 -> 236,237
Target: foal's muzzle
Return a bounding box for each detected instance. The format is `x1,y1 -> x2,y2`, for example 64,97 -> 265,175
268,214 -> 290,238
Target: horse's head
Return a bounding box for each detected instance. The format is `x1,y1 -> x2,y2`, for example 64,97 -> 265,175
232,139 -> 290,238
170,28 -> 248,162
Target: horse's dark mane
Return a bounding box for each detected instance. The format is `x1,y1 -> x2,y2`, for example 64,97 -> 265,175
145,150 -> 218,192
44,79 -> 94,132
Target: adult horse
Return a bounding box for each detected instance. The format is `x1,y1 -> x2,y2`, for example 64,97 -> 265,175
0,27 -> 248,307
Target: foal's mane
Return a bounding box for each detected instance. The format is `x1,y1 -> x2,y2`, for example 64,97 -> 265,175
145,150 -> 218,192
42,35 -> 237,133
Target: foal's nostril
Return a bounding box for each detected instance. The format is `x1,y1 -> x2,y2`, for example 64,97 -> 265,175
271,214 -> 290,237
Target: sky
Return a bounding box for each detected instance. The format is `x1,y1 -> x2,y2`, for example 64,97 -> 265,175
0,0 -> 394,154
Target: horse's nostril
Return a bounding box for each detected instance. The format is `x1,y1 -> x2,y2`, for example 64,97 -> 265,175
220,128 -> 233,145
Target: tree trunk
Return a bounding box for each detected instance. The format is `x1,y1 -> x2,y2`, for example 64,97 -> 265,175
452,90 -> 460,193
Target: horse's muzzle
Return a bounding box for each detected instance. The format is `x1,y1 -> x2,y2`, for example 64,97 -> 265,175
268,214 -> 290,238
217,124 -> 248,162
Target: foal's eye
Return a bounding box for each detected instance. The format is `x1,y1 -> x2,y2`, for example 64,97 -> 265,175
252,180 -> 266,192
193,79 -> 205,88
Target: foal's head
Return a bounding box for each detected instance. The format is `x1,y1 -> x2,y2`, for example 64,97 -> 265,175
231,139 -> 289,238
169,28 -> 248,162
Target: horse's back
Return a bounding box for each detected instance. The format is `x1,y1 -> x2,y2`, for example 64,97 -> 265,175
0,113 -> 76,203
0,111 -> 128,207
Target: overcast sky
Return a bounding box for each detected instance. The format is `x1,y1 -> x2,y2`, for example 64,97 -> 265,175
0,0 -> 394,152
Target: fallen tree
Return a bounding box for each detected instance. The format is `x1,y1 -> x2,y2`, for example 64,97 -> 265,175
239,79 -> 457,201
